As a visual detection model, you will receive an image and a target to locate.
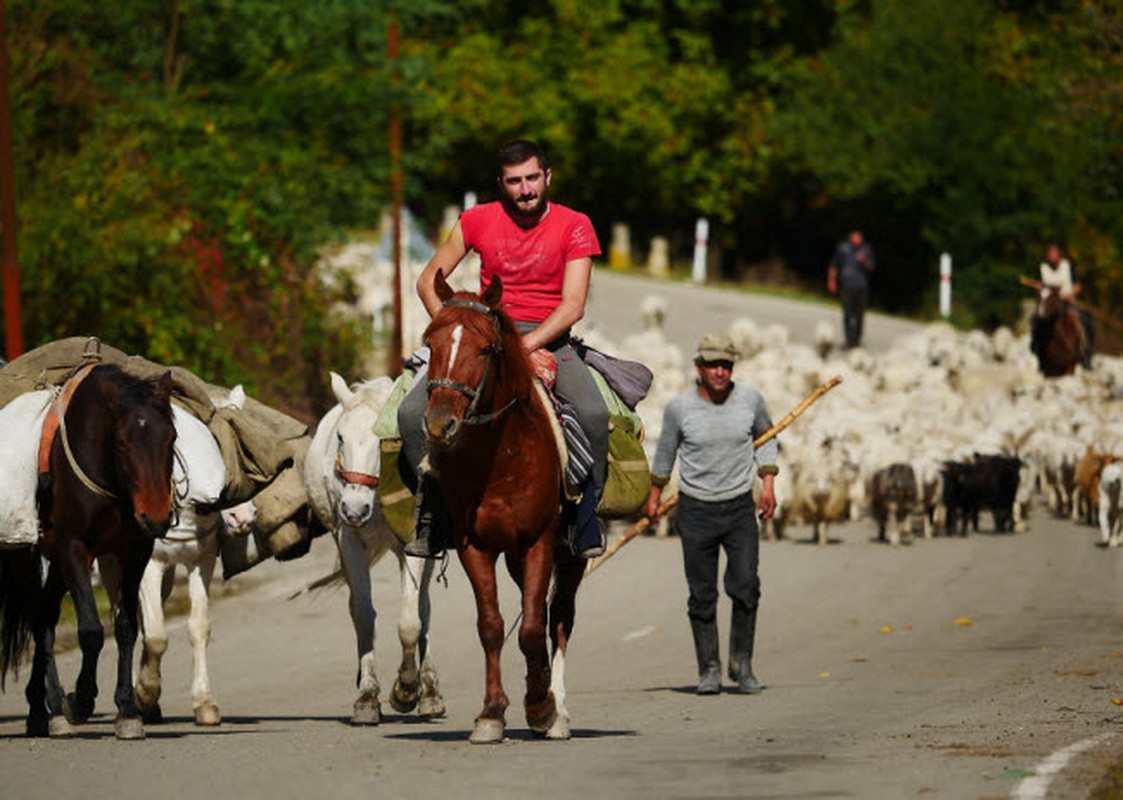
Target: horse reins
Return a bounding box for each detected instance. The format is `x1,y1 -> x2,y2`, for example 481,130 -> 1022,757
53,362 -> 120,500
426,298 -> 518,425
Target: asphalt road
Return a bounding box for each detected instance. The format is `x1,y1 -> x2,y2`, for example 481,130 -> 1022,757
583,269 -> 924,354
2,278 -> 1121,799
1,511 -> 1121,799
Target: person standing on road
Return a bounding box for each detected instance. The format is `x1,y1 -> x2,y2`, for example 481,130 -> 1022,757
644,333 -> 778,695
399,139 -> 610,560
826,229 -> 876,349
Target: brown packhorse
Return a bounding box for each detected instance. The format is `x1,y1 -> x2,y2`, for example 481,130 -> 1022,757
0,363 -> 177,739
423,272 -> 585,743
1034,292 -> 1087,377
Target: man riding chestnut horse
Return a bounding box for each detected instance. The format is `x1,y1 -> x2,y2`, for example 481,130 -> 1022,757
398,139 -> 609,560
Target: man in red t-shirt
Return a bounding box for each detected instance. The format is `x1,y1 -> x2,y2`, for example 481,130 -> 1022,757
399,140 -> 609,559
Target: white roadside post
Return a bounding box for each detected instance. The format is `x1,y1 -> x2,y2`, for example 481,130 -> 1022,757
692,218 -> 709,284
939,252 -> 952,319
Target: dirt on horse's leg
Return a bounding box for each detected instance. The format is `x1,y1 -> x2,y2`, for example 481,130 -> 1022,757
546,548 -> 586,741
415,556 -> 446,719
135,558 -> 171,723
460,544 -> 508,744
188,539 -> 221,726
391,550 -> 423,714
516,536 -> 557,735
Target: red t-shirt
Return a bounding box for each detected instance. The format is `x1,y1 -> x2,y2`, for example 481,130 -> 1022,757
460,201 -> 601,323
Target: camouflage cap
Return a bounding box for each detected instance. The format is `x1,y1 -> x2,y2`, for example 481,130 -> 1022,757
695,332 -> 739,363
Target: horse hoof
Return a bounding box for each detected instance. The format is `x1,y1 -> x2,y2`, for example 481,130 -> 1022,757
139,703 -> 164,725
26,715 -> 49,738
545,715 -> 571,741
194,703 -> 222,726
390,679 -> 420,714
418,694 -> 447,720
469,718 -> 505,745
63,692 -> 93,725
49,716 -> 76,739
351,702 -> 381,726
114,717 -> 146,740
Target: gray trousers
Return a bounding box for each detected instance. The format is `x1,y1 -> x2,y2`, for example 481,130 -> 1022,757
674,492 -> 761,623
398,326 -> 609,495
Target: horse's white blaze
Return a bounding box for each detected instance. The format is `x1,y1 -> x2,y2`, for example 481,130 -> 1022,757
447,324 -> 464,374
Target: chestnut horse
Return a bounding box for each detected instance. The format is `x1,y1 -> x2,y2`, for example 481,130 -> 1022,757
1034,293 -> 1086,377
0,363 -> 176,739
423,272 -> 585,743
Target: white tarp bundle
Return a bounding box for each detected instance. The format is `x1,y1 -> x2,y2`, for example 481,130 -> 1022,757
0,390 -> 52,548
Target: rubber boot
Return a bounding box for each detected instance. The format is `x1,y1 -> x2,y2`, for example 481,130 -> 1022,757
690,618 -> 721,695
728,607 -> 763,694
404,475 -> 449,559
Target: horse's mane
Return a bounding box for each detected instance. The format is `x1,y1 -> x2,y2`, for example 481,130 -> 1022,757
89,364 -> 174,419
427,290 -> 536,405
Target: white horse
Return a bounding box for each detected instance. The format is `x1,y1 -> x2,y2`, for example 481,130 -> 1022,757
102,388 -> 245,726
304,372 -> 445,725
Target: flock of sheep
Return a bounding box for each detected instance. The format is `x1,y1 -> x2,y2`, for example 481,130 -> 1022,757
318,241 -> 1123,550
577,295 -> 1123,549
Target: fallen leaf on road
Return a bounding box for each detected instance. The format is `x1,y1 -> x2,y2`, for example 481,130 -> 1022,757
901,623 -> 913,631
1111,652 -> 1121,658
879,625 -> 893,634
953,617 -> 973,627
1112,698 -> 1123,706
820,672 -> 831,679
846,655 -> 868,663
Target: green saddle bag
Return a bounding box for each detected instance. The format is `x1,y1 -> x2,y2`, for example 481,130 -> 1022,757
372,371 -> 418,543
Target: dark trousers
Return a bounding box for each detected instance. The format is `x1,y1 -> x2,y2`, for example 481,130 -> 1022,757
674,492 -> 761,623
840,284 -> 868,348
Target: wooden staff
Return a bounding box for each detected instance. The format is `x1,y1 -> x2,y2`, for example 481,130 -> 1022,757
585,375 -> 843,576
1020,276 -> 1123,333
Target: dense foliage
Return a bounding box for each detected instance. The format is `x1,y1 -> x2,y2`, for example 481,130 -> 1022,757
2,0 -> 1121,409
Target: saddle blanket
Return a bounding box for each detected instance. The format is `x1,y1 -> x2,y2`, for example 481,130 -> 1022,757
0,390 -> 52,547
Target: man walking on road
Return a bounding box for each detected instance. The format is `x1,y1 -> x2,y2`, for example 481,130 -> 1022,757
645,333 -> 778,695
827,229 -> 876,349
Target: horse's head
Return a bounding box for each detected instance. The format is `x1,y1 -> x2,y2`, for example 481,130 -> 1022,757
110,370 -> 178,538
329,372 -> 392,526
423,272 -> 528,449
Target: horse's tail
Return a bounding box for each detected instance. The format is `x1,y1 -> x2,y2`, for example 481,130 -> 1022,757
0,546 -> 39,690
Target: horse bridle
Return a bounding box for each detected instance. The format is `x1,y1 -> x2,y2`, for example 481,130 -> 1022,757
335,448 -> 379,488
426,298 -> 517,426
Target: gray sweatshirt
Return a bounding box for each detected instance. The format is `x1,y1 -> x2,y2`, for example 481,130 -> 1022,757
651,382 -> 779,503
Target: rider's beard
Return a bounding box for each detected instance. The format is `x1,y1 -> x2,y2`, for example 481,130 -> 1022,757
501,186 -> 549,226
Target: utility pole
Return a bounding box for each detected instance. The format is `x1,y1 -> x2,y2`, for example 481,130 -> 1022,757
0,0 -> 24,359
388,9 -> 403,377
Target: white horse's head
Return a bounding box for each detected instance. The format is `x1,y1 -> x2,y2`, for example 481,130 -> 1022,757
331,372 -> 394,527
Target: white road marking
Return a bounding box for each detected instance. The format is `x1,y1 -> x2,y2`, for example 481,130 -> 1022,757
622,625 -> 661,642
1011,733 -> 1115,800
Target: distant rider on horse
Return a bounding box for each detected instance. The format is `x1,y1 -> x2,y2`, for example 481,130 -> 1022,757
398,139 -> 610,559
1031,241 -> 1094,369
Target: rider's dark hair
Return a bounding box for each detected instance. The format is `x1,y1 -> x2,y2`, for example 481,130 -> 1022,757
498,140 -> 548,174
